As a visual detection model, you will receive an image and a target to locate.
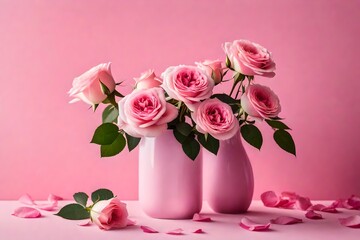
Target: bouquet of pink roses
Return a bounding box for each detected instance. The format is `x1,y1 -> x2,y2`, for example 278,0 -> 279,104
69,39 -> 295,160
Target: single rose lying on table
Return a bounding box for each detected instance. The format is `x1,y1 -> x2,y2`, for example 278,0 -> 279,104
55,188 -> 133,230
69,39 -> 296,160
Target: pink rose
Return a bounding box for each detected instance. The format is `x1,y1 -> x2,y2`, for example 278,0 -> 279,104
69,63 -> 116,105
118,87 -> 178,137
196,60 -> 223,84
90,198 -> 129,230
161,65 -> 215,110
241,84 -> 281,120
223,40 -> 276,77
192,98 -> 239,140
134,69 -> 162,90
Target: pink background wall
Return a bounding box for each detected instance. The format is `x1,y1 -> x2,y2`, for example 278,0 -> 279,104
1,0 -> 359,200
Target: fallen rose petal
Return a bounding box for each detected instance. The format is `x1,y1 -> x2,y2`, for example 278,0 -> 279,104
193,213 -> 212,222
295,196 -> 312,211
281,191 -> 299,200
309,204 -> 326,211
270,216 -> 303,225
19,194 -> 36,205
127,219 -> 136,226
140,225 -> 159,233
239,217 -> 271,231
321,206 -> 338,213
339,215 -> 360,228
261,191 -> 280,207
12,207 -> 41,218
305,210 -> 323,219
279,200 -> 296,209
37,201 -> 58,211
193,229 -> 205,234
166,228 -> 184,235
78,221 -> 92,227
48,194 -> 63,202
348,195 -> 360,209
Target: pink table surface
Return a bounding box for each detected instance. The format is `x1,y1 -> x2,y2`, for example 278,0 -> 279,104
0,201 -> 358,240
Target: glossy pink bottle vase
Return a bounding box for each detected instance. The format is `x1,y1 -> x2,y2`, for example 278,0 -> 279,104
139,131 -> 203,219
203,132 -> 254,213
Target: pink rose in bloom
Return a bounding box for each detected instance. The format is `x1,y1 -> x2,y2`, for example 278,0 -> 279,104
69,62 -> 116,105
241,84 -> 281,120
118,87 -> 178,137
161,65 -> 215,110
196,60 -> 223,84
192,98 -> 239,140
223,40 -> 276,77
134,69 -> 162,90
90,198 -> 128,230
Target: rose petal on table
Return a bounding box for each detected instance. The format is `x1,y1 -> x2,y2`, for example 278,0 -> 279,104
48,194 -> 63,202
305,210 -> 323,219
166,228 -> 184,235
193,213 -> 212,222
295,196 -> 312,211
280,200 -> 296,209
140,225 -> 159,233
270,216 -> 303,225
261,191 -> 281,207
193,228 -> 205,234
37,201 -> 58,211
339,215 -> 360,228
321,206 -> 338,213
281,191 -> 299,200
19,194 -> 36,205
127,219 -> 136,226
348,195 -> 360,209
78,221 -> 92,227
239,217 -> 271,231
12,207 -> 41,218
309,204 -> 326,211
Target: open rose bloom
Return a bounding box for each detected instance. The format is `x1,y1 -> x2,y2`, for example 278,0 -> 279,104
69,39 -> 295,159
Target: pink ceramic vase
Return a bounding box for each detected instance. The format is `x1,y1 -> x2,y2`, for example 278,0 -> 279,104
138,130 -> 203,219
203,131 -> 254,213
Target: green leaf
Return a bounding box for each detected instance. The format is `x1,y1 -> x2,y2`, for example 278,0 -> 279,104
176,122 -> 193,136
173,129 -> 187,144
212,94 -> 239,104
100,133 -> 126,157
99,80 -> 111,95
198,133 -> 219,155
265,119 -> 291,130
125,133 -> 141,152
73,192 -> 88,207
55,204 -> 90,220
102,105 -> 119,123
91,188 -> 114,203
273,130 -> 296,156
91,123 -> 119,145
240,124 -> 263,150
182,136 -> 200,161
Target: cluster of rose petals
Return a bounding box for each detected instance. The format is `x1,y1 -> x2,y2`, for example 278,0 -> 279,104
90,198 -> 129,230
192,98 -> 239,140
69,62 -> 116,105
161,65 -> 214,110
195,60 -> 223,84
239,217 -> 271,231
134,69 -> 162,90
223,39 -> 276,77
13,193 -> 63,218
331,195 -> 360,210
118,87 -> 178,137
241,84 -> 281,120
